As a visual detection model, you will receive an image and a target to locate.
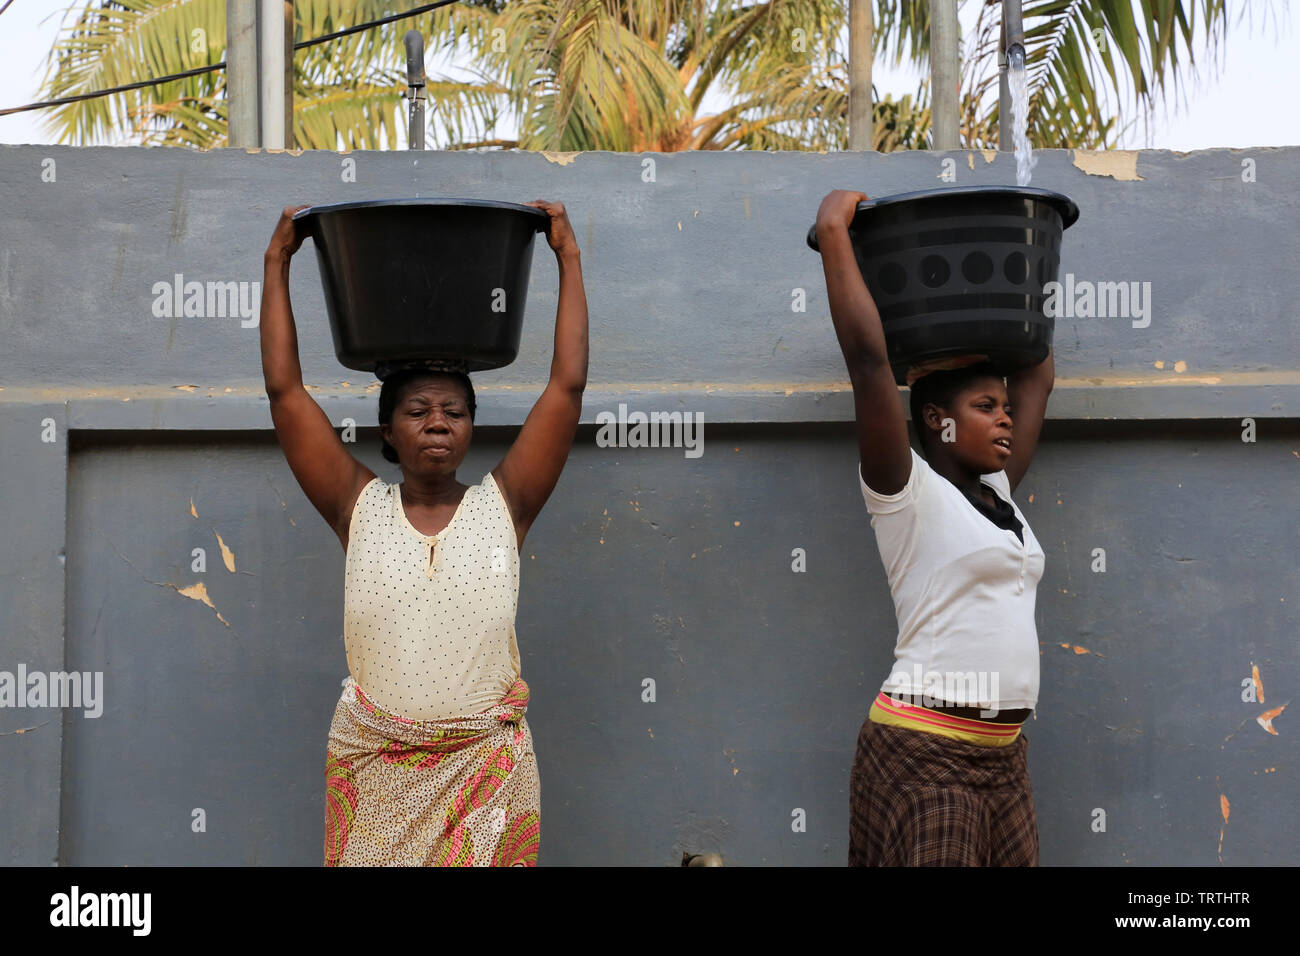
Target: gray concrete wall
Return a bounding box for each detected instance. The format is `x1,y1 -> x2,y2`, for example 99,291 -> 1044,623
1,144 -> 1297,865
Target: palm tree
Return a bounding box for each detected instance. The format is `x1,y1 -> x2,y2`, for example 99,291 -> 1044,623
474,0 -> 925,150
33,0 -> 508,149
879,0 -> 1288,149
32,0 -> 1282,152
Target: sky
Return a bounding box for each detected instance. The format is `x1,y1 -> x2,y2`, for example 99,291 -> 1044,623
1,0 -> 1296,150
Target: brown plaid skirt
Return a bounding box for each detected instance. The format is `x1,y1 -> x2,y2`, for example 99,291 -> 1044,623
848,715 -> 1038,866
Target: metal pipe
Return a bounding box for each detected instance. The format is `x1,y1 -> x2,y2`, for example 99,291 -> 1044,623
225,0 -> 258,146
847,0 -> 872,150
999,0 -> 1025,150
404,30 -> 427,150
259,0 -> 285,148
282,0 -> 295,149
1003,0 -> 1025,53
930,0 -> 959,150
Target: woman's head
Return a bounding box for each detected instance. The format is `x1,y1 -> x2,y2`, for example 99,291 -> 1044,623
378,369 -> 476,470
908,361 -> 1013,473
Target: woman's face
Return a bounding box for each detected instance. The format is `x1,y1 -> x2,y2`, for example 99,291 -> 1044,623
924,376 -> 1014,473
381,379 -> 473,475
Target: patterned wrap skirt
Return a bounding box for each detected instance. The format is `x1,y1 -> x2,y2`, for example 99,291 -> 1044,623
848,716 -> 1038,866
324,675 -> 541,867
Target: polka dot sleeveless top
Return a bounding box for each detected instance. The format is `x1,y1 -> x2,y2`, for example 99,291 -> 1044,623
343,471 -> 521,721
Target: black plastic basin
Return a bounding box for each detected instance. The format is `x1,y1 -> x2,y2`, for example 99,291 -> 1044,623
807,186 -> 1079,385
293,198 -> 548,373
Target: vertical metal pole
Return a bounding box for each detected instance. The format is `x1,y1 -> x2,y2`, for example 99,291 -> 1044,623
847,0 -> 873,150
404,30 -> 427,150
930,0 -> 959,150
998,19 -> 1009,149
259,0 -> 285,148
1000,0 -> 1025,150
226,0 -> 258,146
283,0 -> 295,148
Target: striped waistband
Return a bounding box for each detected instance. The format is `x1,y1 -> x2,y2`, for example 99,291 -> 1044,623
868,692 -> 1024,748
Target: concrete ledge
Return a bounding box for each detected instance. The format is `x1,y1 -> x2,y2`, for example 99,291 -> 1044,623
2,374 -> 1298,428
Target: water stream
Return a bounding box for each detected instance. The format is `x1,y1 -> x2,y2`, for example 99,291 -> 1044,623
1007,46 -> 1037,186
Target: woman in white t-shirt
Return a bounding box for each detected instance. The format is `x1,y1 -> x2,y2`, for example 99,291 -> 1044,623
813,189 -> 1054,866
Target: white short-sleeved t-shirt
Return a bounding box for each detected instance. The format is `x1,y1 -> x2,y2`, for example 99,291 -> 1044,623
859,447 -> 1046,711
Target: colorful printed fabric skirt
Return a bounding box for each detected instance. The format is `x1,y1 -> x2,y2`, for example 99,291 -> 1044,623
324,675 -> 540,866
848,715 -> 1038,866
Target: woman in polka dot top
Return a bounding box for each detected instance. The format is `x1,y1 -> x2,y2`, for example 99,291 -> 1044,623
260,200 -> 588,866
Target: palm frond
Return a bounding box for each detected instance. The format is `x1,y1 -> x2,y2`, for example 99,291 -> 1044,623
293,82 -> 405,150
872,0 -> 930,70
488,0 -> 692,151
30,0 -> 1283,154
36,0 -> 228,145
954,0 -> 1275,150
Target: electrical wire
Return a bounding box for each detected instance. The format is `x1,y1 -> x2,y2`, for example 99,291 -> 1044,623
0,0 -> 460,117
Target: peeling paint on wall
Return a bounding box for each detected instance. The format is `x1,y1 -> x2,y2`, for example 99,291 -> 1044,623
1217,789 -> 1230,860
214,531 -> 236,572
1256,703 -> 1287,736
173,581 -> 230,627
1072,149 -> 1144,180
1059,642 -> 1101,657
0,720 -> 51,736
266,478 -> 297,527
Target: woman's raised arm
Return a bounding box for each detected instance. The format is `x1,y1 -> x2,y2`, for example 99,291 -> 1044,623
491,200 -> 589,549
261,206 -> 375,547
815,190 -> 912,496
1003,347 -> 1054,495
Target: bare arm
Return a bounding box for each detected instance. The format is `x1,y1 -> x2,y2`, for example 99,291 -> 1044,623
1003,347 -> 1054,495
491,200 -> 589,548
261,207 -> 375,547
815,190 -> 912,496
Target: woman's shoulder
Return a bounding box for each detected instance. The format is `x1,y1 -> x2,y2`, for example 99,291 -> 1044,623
861,446 -> 930,513
474,470 -> 516,525
476,470 -> 507,506
339,474 -> 390,552
351,474 -> 392,517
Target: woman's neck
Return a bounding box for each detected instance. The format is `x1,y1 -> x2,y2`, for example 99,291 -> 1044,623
400,472 -> 464,505
924,447 -> 984,499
